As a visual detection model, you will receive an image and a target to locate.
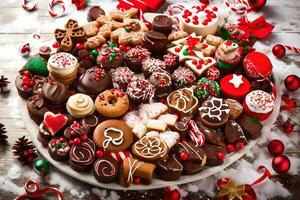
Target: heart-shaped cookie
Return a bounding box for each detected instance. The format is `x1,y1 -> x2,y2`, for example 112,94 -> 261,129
44,112 -> 68,136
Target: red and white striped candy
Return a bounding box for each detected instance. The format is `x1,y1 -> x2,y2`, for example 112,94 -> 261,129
48,0 -> 66,18
22,0 -> 38,12
110,151 -> 132,163
284,45 -> 300,54
19,43 -> 31,57
188,120 -> 205,146
225,0 -> 251,15
167,4 -> 185,31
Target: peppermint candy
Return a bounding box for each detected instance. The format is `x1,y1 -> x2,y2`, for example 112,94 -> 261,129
48,0 -> 66,18
110,151 -> 132,163
22,0 -> 38,12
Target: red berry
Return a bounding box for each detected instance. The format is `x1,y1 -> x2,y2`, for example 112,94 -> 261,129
217,152 -> 225,160
226,144 -> 235,153
52,42 -> 59,48
175,47 -> 181,53
133,177 -> 141,184
23,150 -> 29,157
75,43 -> 84,50
171,189 -> 181,200
73,138 -> 81,145
23,70 -> 31,77
96,149 -> 104,158
192,60 -> 197,65
22,85 -> 29,90
202,21 -> 208,26
69,140 -> 74,145
185,18 -> 191,23
27,149 -> 33,155
70,130 -> 76,135
193,20 -> 199,25
29,80 -> 35,86
59,137 -> 65,143
235,141 -> 245,150
80,134 -> 88,141
179,152 -> 189,160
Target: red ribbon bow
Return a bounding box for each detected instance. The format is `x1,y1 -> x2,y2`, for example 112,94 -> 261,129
15,179 -> 63,200
238,16 -> 274,39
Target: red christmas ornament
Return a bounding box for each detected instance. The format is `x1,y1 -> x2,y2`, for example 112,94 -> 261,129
282,118 -> 295,134
163,187 -> 181,200
272,44 -> 286,59
268,139 -> 284,156
235,141 -> 245,150
96,149 -> 104,158
72,0 -> 87,10
284,75 -> 300,92
248,0 -> 267,11
272,155 -> 290,174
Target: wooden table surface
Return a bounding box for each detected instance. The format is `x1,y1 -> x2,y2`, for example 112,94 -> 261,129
0,0 -> 299,199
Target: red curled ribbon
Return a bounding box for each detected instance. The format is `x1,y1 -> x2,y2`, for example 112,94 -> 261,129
238,16 -> 274,39
251,165 -> 272,186
15,179 -> 63,200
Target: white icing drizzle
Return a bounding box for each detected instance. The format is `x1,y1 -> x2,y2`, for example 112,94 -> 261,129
134,136 -> 167,159
229,74 -> 244,88
180,141 -> 203,160
102,127 -> 124,150
231,120 -> 248,144
168,88 -> 198,114
126,159 -> 144,183
199,97 -> 230,122
95,159 -> 116,177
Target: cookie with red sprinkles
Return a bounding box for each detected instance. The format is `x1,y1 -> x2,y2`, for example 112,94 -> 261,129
97,47 -> 124,70
171,67 -> 196,89
111,67 -> 135,91
243,90 -> 275,121
149,69 -> 172,98
142,58 -> 166,78
126,79 -> 156,105
125,46 -> 151,73
163,53 -> 179,72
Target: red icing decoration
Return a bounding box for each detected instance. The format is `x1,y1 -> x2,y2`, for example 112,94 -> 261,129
43,112 -> 68,136
179,152 -> 189,160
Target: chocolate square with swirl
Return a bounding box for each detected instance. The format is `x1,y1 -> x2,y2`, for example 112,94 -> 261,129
93,157 -> 119,183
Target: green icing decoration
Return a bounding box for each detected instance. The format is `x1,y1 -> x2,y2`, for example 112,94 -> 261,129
182,49 -> 188,56
109,42 -> 117,48
109,57 -> 114,62
90,49 -> 99,56
134,22 -> 139,26
24,57 -> 48,76
217,60 -> 234,71
125,26 -> 131,32
220,28 -> 231,40
110,51 -> 117,57
248,116 -> 259,123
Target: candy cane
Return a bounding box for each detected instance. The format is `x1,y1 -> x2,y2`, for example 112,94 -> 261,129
225,0 -> 252,15
284,45 -> 300,54
167,4 -> 185,31
22,0 -> 38,12
188,120 -> 205,146
139,9 -> 152,29
110,151 -> 132,163
48,0 -> 66,18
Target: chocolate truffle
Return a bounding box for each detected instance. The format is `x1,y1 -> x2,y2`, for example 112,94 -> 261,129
39,46 -> 52,60
153,15 -> 173,36
149,69 -> 172,98
224,120 -> 247,144
124,46 -> 151,73
27,94 -> 49,125
41,79 -> 69,110
76,67 -> 113,98
64,121 -> 90,140
171,67 -> 196,89
93,157 -> 120,183
126,79 -> 156,105
111,67 -> 135,91
142,31 -> 168,54
87,6 -> 105,22
48,138 -> 71,161
142,57 -> 166,78
15,73 -> 33,99
163,53 -> 179,72
97,47 -> 124,70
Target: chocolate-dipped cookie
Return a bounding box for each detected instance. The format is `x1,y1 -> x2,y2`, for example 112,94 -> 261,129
41,79 -> 69,110
97,47 -> 124,70
76,67 -> 113,98
171,67 -> 196,89
197,121 -> 225,147
199,97 -> 230,128
64,121 -> 90,140
236,114 -> 263,140
27,94 -> 49,124
224,120 -> 247,144
149,69 -> 172,98
111,67 -> 135,91
143,31 -> 168,54
142,58 -> 166,78
126,79 -> 155,105
224,99 -> 243,120
48,137 -> 71,161
156,153 -> 183,181
70,139 -> 96,171
93,156 -> 119,183
173,141 -> 207,174
152,15 -> 173,36
124,46 -> 151,73
204,145 -> 226,166
87,6 -> 105,22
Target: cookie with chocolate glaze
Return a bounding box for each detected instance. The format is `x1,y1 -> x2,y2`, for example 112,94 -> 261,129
156,153 -> 183,181
93,156 -> 119,183
173,141 -> 207,174
197,121 -> 225,147
224,120 -> 247,144
204,145 -> 226,166
153,15 -> 173,36
143,31 -> 168,54
70,139 -> 96,171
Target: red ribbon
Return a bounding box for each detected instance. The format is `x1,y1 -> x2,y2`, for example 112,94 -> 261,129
238,16 -> 274,39
15,179 -> 63,200
250,165 -> 272,186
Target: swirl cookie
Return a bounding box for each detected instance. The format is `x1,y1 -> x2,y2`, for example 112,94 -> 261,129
66,93 -> 95,118
93,120 -> 133,152
70,139 -> 96,171
132,136 -> 169,162
95,89 -> 129,118
47,53 -> 78,85
199,97 -> 230,128
93,157 -> 120,183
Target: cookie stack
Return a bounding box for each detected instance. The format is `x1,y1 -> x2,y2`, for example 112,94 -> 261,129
15,5 -> 276,188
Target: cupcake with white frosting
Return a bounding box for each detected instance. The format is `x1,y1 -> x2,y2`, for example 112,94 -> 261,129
66,93 -> 95,118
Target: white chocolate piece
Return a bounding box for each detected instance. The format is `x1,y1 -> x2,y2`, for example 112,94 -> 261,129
159,131 -> 180,148
146,119 -> 167,132
158,114 -> 178,127
185,57 -> 217,77
132,123 -> 147,139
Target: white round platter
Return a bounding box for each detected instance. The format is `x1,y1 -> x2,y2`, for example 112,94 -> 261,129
19,74 -> 281,191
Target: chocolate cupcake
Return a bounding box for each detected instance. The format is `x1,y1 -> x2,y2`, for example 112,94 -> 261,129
76,67 -> 113,98
149,69 -> 172,98
142,57 -> 166,78
143,31 -> 168,54
126,79 -> 156,105
97,47 -> 124,70
41,79 -> 69,110
48,138 -> 71,161
152,15 -> 173,36
171,67 -> 196,89
124,46 -> 151,73
111,67 -> 135,91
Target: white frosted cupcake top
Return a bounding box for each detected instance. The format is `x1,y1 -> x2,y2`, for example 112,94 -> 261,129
48,52 -> 78,69
66,93 -> 95,118
245,90 -> 274,114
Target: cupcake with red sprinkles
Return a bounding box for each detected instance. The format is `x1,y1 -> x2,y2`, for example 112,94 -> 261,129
126,79 -> 156,105
215,40 -> 243,73
125,46 -> 151,73
243,90 -> 275,121
111,67 -> 135,91
171,67 -> 196,89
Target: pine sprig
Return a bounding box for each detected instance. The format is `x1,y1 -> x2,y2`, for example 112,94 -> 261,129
0,123 -> 8,144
